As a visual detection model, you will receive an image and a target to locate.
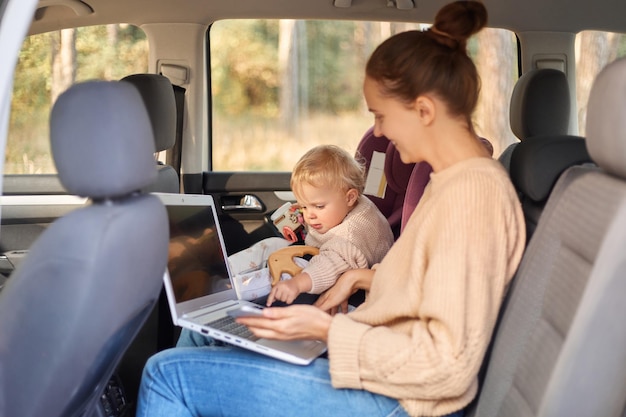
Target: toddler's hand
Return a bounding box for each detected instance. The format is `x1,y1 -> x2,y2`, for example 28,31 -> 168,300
267,279 -> 301,306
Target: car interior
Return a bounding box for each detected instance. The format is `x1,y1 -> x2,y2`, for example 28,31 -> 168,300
1,0 -> 626,416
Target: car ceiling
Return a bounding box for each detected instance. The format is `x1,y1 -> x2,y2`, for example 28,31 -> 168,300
29,0 -> 626,36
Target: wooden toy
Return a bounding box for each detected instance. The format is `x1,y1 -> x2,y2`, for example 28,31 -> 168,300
268,245 -> 319,285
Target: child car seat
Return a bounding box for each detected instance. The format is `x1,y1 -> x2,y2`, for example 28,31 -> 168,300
357,127 -> 494,237
356,126 -> 415,239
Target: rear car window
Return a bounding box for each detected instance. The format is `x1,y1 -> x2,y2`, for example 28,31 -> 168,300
209,19 -> 519,170
6,24 -> 148,174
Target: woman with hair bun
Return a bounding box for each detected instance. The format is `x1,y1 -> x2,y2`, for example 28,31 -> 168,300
136,2 -> 525,416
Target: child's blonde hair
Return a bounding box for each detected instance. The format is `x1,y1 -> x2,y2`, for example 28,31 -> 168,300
291,145 -> 365,197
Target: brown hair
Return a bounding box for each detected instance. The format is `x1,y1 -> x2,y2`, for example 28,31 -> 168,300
365,1 -> 487,132
291,145 -> 365,197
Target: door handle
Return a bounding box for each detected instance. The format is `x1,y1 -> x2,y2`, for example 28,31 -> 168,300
221,194 -> 263,211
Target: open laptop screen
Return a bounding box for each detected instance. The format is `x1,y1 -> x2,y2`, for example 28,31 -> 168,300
165,204 -> 232,303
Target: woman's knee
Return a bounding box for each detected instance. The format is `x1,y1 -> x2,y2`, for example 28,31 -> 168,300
142,348 -> 176,382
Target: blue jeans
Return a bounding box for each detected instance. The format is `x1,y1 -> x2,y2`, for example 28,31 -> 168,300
136,329 -> 466,417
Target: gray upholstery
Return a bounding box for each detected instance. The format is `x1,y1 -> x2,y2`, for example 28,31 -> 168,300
509,135 -> 592,239
510,68 -> 571,139
586,59 -> 626,179
503,68 -> 589,242
500,68 -> 571,170
51,81 -> 158,198
0,81 -> 169,417
120,74 -> 176,152
121,73 -> 180,193
469,58 -> 626,417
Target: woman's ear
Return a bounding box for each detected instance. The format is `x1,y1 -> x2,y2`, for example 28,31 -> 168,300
414,96 -> 436,126
346,188 -> 359,206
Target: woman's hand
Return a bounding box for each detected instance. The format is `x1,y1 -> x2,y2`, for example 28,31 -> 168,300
314,268 -> 375,314
236,304 -> 332,342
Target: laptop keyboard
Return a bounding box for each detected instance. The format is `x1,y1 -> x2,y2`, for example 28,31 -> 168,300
206,316 -> 260,342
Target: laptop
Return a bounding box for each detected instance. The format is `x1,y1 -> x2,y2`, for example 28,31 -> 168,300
154,192 -> 327,365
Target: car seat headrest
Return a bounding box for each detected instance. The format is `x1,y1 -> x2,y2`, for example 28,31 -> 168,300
510,135 -> 592,202
586,57 -> 626,179
355,127 -> 388,164
383,140 -> 414,194
355,127 -> 415,238
510,68 -> 571,140
120,73 -> 177,152
356,128 -> 415,194
50,81 -> 157,199
400,162 -> 433,232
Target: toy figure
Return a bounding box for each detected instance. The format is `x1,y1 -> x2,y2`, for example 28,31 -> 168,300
270,202 -> 306,242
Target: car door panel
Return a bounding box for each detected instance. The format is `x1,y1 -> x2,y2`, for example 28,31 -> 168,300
0,175 -> 84,277
202,171 -> 294,255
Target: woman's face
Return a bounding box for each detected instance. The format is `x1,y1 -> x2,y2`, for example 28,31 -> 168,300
363,76 -> 423,164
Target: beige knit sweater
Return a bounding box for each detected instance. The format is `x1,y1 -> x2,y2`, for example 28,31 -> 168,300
328,158 -> 525,417
304,196 -> 394,294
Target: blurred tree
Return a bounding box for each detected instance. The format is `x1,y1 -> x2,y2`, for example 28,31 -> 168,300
10,33 -> 51,130
576,31 -> 622,135
306,21 -> 365,114
51,29 -> 76,105
474,28 -> 517,157
279,19 -> 298,134
7,25 -> 147,174
75,25 -> 147,81
211,20 -> 279,116
104,24 -> 118,79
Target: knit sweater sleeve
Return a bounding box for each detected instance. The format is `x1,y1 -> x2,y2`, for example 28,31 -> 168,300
327,162 -> 525,414
303,240 -> 369,294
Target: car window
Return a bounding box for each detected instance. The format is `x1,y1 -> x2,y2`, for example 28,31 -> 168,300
5,24 -> 148,174
209,19 -> 519,171
575,30 -> 626,136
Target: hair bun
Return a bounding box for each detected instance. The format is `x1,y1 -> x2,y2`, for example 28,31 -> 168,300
429,1 -> 488,50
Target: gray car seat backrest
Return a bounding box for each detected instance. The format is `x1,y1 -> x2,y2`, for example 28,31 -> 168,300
509,135 -> 592,241
504,68 -> 591,242
121,73 -> 180,193
499,68 -> 571,170
0,80 -> 169,417
469,58 -> 626,417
